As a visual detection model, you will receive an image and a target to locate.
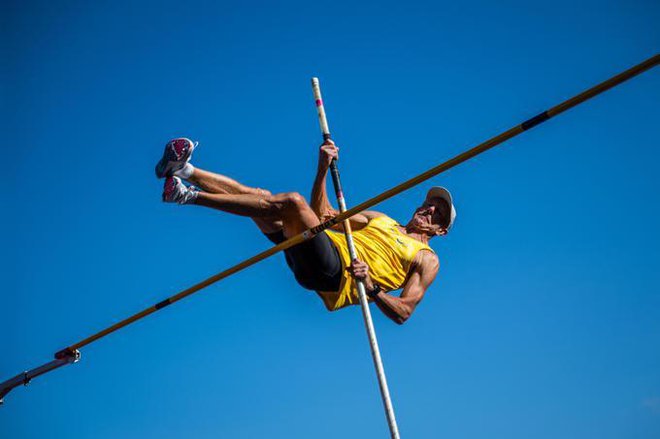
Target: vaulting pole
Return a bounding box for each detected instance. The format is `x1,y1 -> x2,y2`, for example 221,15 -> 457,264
1,54 -> 656,404
312,77 -> 401,439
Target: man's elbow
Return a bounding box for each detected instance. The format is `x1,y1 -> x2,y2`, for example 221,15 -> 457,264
393,307 -> 414,325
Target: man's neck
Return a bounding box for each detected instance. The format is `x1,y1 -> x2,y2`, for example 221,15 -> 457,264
399,224 -> 432,245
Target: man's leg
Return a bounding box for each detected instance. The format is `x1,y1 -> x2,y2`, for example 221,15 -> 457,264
186,168 -> 267,197
186,168 -> 283,234
194,188 -> 321,238
156,138 -> 321,236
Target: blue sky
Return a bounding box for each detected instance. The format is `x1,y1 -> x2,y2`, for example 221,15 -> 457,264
2,0 -> 659,438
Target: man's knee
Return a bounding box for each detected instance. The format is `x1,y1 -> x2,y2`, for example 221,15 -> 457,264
284,192 -> 307,210
262,191 -> 309,217
282,192 -> 307,211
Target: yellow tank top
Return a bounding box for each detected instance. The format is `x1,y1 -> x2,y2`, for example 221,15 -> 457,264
318,216 -> 434,311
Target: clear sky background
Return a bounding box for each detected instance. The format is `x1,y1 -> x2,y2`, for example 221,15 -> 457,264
2,1 -> 659,438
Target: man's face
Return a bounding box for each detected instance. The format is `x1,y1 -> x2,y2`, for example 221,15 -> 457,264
410,197 -> 450,234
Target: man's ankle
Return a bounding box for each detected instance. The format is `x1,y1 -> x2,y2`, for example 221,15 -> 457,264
174,163 -> 194,179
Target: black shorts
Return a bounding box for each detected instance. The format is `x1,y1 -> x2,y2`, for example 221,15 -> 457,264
265,230 -> 342,292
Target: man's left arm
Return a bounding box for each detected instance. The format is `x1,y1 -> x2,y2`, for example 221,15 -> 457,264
348,251 -> 439,324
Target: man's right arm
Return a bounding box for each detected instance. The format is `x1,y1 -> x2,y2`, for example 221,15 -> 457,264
311,141 -> 339,221
311,141 -> 383,231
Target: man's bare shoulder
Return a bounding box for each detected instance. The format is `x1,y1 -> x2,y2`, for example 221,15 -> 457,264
349,211 -> 386,229
362,211 -> 387,220
414,250 -> 440,276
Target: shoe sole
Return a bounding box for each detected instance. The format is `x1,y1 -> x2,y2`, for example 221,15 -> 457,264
155,140 -> 197,178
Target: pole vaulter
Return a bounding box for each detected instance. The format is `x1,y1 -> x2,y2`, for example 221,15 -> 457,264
1,56 -> 657,418
312,77 -> 401,438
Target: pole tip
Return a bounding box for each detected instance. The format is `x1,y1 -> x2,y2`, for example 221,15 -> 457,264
311,77 -> 319,84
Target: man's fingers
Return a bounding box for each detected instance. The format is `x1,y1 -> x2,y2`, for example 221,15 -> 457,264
347,259 -> 369,280
352,259 -> 366,267
320,147 -> 339,165
320,144 -> 339,152
321,150 -> 339,158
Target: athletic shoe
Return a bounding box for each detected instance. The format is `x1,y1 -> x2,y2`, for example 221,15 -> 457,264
162,176 -> 199,204
155,138 -> 198,178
